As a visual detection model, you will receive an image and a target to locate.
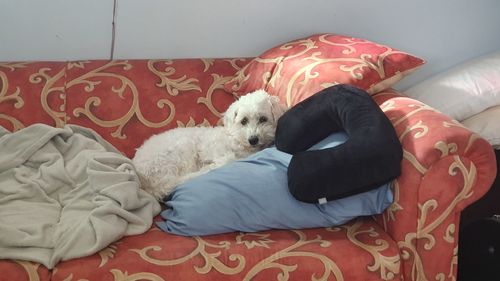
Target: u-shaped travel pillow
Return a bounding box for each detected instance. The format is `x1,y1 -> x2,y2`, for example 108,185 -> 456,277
275,84 -> 402,203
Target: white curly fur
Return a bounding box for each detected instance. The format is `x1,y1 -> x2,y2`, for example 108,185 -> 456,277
132,90 -> 287,200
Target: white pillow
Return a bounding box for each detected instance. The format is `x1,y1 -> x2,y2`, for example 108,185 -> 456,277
404,50 -> 500,121
462,105 -> 500,149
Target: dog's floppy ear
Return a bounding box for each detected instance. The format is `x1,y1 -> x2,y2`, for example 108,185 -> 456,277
269,96 -> 287,122
223,100 -> 238,126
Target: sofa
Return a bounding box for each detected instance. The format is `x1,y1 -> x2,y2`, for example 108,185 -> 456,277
0,37 -> 497,281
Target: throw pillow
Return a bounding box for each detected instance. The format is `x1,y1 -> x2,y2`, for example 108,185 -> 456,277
224,33 -> 425,107
157,132 -> 394,236
404,50 -> 500,121
462,105 -> 500,149
275,85 -> 402,204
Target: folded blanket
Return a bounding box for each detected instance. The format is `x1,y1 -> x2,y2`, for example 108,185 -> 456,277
0,124 -> 161,269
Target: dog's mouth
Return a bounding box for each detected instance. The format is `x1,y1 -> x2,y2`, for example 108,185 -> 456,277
247,143 -> 261,150
249,141 -> 273,150
242,135 -> 274,150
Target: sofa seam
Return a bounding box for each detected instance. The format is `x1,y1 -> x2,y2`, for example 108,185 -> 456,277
62,62 -> 68,127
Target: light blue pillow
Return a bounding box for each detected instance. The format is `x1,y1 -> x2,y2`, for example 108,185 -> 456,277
157,132 -> 393,236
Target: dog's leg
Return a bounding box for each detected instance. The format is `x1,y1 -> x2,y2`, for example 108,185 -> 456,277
171,156 -> 235,188
153,165 -> 214,200
153,176 -> 182,200
174,162 -> 219,184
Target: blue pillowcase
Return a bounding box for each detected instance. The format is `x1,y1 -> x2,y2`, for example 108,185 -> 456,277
157,132 -> 393,236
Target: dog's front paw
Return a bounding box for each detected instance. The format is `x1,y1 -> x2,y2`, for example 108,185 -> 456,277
149,177 -> 182,201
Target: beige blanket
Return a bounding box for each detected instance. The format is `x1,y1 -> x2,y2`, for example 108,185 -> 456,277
0,124 -> 161,269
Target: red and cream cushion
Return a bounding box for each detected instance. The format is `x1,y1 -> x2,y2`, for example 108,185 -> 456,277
49,218 -> 400,281
224,33 -> 425,107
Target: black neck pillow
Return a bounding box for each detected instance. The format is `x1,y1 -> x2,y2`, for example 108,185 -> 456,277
275,84 -> 402,203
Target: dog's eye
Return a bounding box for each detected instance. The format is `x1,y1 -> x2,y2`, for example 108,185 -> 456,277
259,116 -> 268,123
240,117 -> 248,126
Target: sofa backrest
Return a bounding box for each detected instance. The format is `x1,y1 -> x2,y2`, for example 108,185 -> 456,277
0,58 -> 249,158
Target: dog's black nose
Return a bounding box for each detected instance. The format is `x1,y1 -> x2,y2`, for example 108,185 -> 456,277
248,136 -> 259,146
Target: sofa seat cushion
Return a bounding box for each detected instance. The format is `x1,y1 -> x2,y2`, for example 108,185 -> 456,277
0,260 -> 51,281
48,217 -> 400,281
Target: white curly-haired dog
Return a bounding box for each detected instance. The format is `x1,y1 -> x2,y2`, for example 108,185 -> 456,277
132,90 -> 287,200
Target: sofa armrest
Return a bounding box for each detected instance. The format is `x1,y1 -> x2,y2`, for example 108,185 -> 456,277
371,91 -> 497,281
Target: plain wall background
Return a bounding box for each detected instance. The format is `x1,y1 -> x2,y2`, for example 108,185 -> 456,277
1,0 -> 500,90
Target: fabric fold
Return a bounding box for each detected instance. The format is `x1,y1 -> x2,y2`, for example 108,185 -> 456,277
0,124 -> 161,269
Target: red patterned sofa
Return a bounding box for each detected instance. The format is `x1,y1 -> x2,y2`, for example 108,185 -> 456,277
0,58 -> 496,281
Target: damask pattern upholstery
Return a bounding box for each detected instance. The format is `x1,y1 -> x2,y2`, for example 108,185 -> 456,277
0,62 -> 66,131
0,59 -> 496,281
224,33 -> 425,107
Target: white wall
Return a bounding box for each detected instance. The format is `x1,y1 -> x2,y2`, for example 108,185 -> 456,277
0,0 -> 114,61
1,0 -> 500,90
